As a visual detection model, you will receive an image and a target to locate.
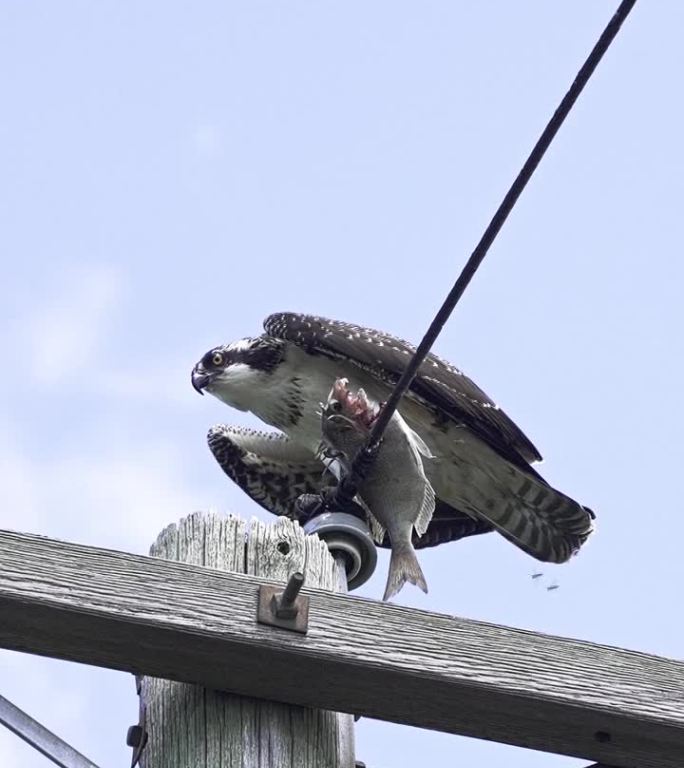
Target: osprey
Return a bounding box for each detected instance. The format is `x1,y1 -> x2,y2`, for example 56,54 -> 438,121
192,312 -> 594,562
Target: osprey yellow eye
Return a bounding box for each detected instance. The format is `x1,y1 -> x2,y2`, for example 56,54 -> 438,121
212,352 -> 224,366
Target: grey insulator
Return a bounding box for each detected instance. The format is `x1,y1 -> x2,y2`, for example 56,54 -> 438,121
303,511 -> 377,590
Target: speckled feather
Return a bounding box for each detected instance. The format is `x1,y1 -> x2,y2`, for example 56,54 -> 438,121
264,312 -> 542,472
207,424 -> 493,550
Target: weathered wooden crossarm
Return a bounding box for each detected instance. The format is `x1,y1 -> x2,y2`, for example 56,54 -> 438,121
0,529 -> 682,768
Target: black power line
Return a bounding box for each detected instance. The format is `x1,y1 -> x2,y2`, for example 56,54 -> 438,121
340,0 -> 638,499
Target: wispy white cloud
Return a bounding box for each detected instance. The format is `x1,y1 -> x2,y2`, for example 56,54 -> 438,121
0,429 -> 200,552
0,261 -> 205,545
49,446 -> 202,549
5,262 -> 197,408
22,264 -> 124,386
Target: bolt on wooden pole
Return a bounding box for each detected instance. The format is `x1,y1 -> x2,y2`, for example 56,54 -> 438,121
135,511 -> 355,768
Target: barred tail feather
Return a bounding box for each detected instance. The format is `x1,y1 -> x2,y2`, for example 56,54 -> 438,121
485,473 -> 595,563
383,541 -> 428,601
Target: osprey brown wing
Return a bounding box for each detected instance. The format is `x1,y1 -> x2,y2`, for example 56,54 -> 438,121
264,312 -> 542,471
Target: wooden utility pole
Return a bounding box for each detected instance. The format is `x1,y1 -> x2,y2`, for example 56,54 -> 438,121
136,511 -> 355,768
2,525 -> 684,767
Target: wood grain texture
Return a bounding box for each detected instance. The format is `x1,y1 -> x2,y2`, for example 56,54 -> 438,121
0,526 -> 683,767
140,512 -> 355,768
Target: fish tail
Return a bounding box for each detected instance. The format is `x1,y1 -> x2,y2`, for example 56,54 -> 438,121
383,541 -> 428,601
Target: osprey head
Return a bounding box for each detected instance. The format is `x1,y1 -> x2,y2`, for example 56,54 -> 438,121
191,336 -> 286,410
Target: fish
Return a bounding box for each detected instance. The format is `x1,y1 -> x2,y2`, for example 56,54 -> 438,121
319,378 -> 435,601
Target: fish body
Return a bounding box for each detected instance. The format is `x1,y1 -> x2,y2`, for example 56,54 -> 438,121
320,378 -> 435,600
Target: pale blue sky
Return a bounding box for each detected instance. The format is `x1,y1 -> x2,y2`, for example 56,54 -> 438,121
1,2 -> 683,766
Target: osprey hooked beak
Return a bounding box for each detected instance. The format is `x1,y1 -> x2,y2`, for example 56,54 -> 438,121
191,363 -> 211,395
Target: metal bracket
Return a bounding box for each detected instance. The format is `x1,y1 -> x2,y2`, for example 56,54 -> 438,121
257,571 -> 310,634
127,676 -> 148,768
